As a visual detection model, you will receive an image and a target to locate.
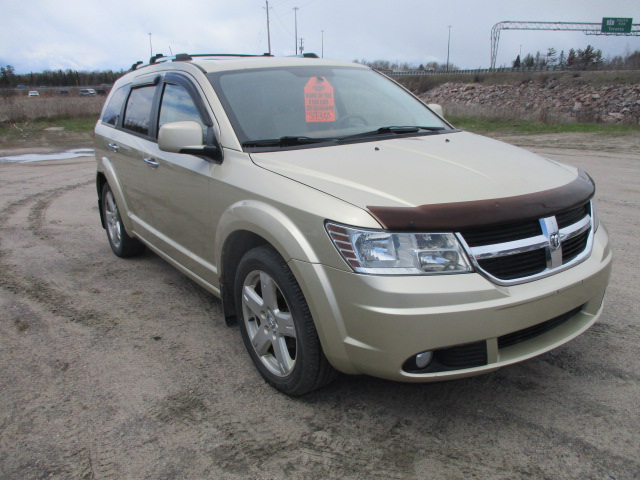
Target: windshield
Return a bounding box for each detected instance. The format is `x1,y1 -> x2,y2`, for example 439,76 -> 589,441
207,66 -> 452,149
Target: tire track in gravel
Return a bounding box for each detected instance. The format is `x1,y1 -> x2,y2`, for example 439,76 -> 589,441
491,405 -> 640,479
0,179 -> 104,480
142,388 -> 417,479
0,180 -> 116,331
0,178 -> 130,480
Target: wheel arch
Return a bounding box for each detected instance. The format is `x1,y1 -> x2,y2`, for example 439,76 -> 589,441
96,172 -> 108,229
216,200 -> 323,326
95,157 -> 135,232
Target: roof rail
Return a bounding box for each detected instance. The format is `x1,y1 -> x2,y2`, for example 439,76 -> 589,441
185,53 -> 273,58
129,52 -> 311,72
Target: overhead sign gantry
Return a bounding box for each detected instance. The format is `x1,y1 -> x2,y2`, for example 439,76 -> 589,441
490,19 -> 640,69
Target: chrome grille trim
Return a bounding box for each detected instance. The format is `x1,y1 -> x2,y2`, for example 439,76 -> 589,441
457,201 -> 594,286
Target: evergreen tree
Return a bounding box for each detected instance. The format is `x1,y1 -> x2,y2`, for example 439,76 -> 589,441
512,55 -> 521,68
523,54 -> 535,67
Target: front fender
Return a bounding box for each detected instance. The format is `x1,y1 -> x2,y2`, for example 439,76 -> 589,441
215,199 -> 321,267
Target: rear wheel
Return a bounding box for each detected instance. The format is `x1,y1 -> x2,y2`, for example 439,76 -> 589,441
235,246 -> 337,395
101,183 -> 145,258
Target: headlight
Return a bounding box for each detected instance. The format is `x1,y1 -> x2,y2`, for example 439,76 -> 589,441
326,222 -> 473,275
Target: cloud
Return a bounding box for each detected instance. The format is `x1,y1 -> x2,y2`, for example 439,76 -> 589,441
1,0 -> 638,73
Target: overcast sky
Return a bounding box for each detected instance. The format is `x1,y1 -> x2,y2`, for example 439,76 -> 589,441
1,0 -> 638,74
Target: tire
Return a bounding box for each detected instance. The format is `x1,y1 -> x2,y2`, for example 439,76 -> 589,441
234,246 -> 337,395
101,183 -> 145,258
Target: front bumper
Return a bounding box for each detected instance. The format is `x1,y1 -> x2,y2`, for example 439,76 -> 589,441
290,225 -> 612,382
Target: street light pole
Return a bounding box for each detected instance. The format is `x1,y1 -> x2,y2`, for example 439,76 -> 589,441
293,7 -> 299,55
321,30 -> 324,58
265,1 -> 272,55
446,26 -> 451,72
149,33 -> 153,58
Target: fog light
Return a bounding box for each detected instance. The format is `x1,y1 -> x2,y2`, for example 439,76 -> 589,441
415,351 -> 433,369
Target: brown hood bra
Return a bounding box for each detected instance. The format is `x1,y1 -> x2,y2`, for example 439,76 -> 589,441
367,169 -> 595,232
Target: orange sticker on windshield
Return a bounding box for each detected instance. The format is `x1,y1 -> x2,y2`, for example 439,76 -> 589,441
304,76 -> 335,122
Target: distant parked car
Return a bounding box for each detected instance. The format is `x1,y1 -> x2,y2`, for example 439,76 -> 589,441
80,89 -> 97,96
96,89 -> 107,95
59,90 -> 69,95
28,91 -> 39,97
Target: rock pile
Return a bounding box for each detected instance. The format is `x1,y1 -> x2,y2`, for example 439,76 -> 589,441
420,80 -> 640,124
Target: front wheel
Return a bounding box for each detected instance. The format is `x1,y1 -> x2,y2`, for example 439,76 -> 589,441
234,246 -> 337,395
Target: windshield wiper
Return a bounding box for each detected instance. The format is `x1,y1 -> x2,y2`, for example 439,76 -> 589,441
341,125 -> 445,140
242,136 -> 337,148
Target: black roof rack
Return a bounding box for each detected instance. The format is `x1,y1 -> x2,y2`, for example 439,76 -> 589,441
287,53 -> 320,58
129,52 -> 318,72
149,53 -> 165,64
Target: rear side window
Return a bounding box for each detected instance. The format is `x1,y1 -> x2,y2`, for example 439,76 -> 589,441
102,87 -> 128,126
123,85 -> 157,136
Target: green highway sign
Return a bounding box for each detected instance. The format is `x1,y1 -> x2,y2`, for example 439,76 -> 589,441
601,18 -> 633,33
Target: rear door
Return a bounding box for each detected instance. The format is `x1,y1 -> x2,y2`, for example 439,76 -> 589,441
96,79 -> 160,234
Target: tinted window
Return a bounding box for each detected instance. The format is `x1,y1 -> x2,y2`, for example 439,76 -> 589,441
102,87 -> 128,126
158,83 -> 204,132
123,85 -> 156,136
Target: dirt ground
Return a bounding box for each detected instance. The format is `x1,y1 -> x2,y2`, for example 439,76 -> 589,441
0,130 -> 638,480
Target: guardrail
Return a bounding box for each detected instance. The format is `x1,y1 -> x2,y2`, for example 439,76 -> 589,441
381,66 -> 570,76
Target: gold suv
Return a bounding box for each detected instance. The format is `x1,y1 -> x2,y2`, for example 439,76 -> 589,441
95,54 -> 612,395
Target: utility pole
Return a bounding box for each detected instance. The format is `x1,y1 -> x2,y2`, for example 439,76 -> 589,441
148,33 -> 153,58
264,1 -> 272,55
299,38 -> 304,55
446,26 -> 451,72
321,30 -> 324,58
293,7 -> 299,55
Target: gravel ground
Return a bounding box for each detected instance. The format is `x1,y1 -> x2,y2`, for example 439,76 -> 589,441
0,132 -> 638,480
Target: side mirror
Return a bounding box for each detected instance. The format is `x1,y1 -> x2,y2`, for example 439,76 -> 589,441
427,103 -> 444,118
158,121 -> 223,163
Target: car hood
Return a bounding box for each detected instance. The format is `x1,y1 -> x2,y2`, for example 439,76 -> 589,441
249,131 -> 578,210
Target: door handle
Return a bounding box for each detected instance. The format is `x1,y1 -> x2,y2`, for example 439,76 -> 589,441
144,157 -> 159,168
107,142 -> 119,152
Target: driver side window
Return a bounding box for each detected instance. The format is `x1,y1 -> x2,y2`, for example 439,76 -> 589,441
158,83 -> 205,135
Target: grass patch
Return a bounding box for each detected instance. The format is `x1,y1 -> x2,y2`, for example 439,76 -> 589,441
48,116 -> 97,132
0,117 -> 96,137
448,116 -> 639,135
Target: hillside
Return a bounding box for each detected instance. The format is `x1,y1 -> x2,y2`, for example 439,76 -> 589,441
393,70 -> 640,125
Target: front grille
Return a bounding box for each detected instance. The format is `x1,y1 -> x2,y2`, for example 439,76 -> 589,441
498,306 -> 583,349
461,220 -> 542,247
460,201 -> 593,284
477,249 -> 547,280
557,203 -> 590,229
562,229 -> 590,263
